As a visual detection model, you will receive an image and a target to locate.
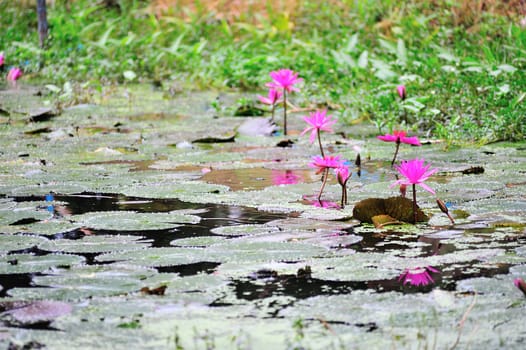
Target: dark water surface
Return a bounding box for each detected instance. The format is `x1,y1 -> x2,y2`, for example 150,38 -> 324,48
1,192 -> 520,309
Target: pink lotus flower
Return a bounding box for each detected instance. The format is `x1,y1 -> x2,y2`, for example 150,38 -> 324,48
266,69 -> 302,93
309,155 -> 344,204
272,170 -> 302,185
392,159 -> 438,223
309,155 -> 343,174
377,130 -> 421,146
399,266 -> 439,287
392,158 -> 438,195
378,131 -> 421,167
0,53 -> 4,66
7,67 -> 22,81
397,85 -> 406,100
258,88 -> 282,106
300,109 -> 336,144
264,69 -> 302,135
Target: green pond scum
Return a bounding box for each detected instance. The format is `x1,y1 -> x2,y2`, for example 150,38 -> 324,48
0,1 -> 525,348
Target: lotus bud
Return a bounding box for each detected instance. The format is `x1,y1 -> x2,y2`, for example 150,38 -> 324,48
437,198 -> 455,224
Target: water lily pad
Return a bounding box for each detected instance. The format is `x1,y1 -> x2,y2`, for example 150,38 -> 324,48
205,241 -> 329,263
210,224 -> 280,237
0,300 -> 72,325
8,265 -> 157,300
0,253 -> 85,274
0,234 -> 49,253
121,181 -> 230,199
12,219 -> 82,235
71,210 -> 200,231
95,247 -> 209,266
6,184 -> 89,196
169,236 -> 226,247
38,235 -> 151,254
0,204 -> 52,226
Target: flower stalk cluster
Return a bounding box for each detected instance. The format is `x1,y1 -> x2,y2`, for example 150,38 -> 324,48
259,73 -> 450,225
262,69 -> 302,135
301,110 -> 352,208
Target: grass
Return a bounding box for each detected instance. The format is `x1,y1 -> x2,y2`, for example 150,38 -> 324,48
0,0 -> 525,144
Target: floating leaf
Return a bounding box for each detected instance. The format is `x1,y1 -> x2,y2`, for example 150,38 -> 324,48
71,210 -> 200,231
0,234 -> 49,254
205,241 -> 329,263
371,214 -> 401,228
8,265 -> 157,300
0,253 -> 85,274
210,224 -> 280,237
1,300 -> 72,325
38,235 -> 151,254
95,247 -> 208,266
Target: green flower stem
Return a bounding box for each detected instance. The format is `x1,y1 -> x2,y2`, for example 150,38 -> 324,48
283,90 -> 288,135
391,140 -> 401,167
317,130 -> 325,157
340,183 -> 347,209
412,183 -> 417,224
317,168 -> 329,203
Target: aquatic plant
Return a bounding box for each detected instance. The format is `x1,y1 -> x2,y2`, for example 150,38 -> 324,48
436,198 -> 455,224
266,69 -> 302,135
258,88 -> 282,122
309,155 -> 343,203
514,278 -> 526,296
392,158 -> 438,223
399,266 -> 439,287
396,84 -> 406,100
334,165 -> 351,208
300,109 -> 336,157
7,67 -> 22,81
377,130 -> 421,167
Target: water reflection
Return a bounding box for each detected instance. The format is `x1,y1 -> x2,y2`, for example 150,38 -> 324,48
301,195 -> 340,209
272,170 -> 303,185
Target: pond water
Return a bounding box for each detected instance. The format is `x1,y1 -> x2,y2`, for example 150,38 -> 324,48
1,192 -> 520,307
0,85 -> 525,349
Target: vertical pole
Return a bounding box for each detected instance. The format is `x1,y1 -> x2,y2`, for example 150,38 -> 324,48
37,0 -> 48,49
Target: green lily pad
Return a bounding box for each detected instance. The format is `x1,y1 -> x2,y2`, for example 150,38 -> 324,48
0,300 -> 73,325
0,253 -> 85,274
71,210 -> 201,231
6,184 -> 89,196
0,234 -> 49,254
210,224 -> 280,237
121,181 -> 230,199
8,265 -> 158,301
38,235 -> 151,254
170,236 -> 226,247
205,241 -> 329,263
95,247 -> 209,266
0,203 -> 52,226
